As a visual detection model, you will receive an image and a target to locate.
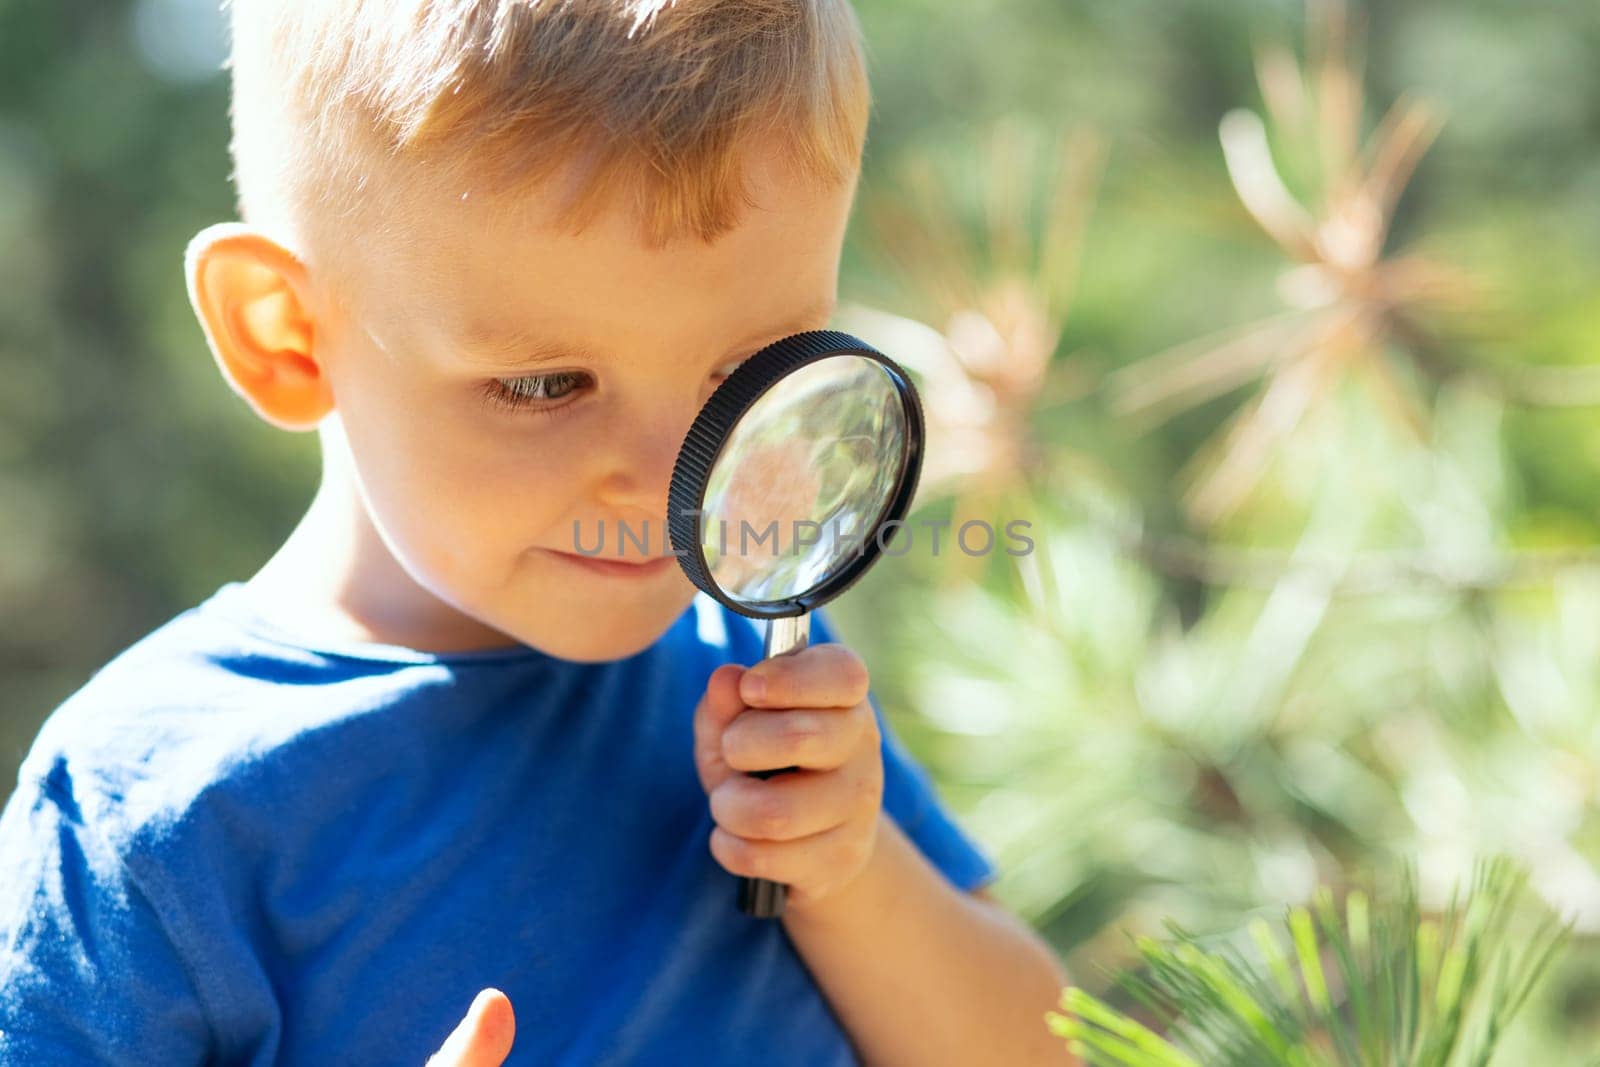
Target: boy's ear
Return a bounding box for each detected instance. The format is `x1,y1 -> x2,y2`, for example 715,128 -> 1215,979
184,222 -> 332,431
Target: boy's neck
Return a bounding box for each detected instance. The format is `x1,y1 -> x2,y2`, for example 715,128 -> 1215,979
241,415 -> 525,654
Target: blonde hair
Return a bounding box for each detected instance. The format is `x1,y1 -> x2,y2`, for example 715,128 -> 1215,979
223,0 -> 871,257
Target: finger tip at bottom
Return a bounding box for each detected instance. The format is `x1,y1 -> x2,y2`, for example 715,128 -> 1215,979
474,989 -> 517,1056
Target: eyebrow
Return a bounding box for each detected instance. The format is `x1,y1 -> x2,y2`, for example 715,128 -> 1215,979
457,296 -> 838,370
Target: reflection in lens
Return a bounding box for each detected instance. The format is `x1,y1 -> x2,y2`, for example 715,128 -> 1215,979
697,355 -> 909,607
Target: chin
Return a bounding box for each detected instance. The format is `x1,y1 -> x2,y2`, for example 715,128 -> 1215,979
537,627 -> 672,663
485,569 -> 698,662
513,604 -> 688,663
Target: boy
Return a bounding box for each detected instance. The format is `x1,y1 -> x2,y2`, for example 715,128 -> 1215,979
0,0 -> 1073,1063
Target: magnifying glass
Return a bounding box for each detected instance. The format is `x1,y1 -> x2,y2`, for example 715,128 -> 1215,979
667,329 -> 925,918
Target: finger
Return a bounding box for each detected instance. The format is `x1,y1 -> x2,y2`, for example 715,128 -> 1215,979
425,988 -> 515,1067
709,815 -> 882,903
722,702 -> 870,773
709,762 -> 877,842
740,643 -> 870,710
692,663 -> 747,794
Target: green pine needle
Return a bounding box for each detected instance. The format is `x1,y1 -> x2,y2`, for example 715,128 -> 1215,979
1052,856 -> 1573,1067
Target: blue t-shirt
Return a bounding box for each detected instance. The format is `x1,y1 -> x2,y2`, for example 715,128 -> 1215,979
0,581 -> 996,1065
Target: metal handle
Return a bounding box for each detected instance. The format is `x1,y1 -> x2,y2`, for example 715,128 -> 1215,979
738,613 -> 811,918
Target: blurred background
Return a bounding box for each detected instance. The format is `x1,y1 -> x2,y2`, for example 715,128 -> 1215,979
2,0 -> 1598,1058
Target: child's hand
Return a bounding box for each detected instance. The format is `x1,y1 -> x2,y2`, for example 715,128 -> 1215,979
424,988 -> 515,1067
693,644 -> 884,910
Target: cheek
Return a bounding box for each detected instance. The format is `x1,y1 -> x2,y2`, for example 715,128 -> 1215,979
334,369 -> 452,510
332,365 -> 588,572
439,406 -> 598,532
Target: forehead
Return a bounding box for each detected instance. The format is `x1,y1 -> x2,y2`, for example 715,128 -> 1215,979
359,142 -> 857,354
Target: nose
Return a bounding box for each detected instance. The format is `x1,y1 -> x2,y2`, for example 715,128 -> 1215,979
590,393 -> 700,526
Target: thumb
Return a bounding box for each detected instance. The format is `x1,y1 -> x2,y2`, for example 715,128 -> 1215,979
425,987 -> 515,1067
693,663 -> 747,794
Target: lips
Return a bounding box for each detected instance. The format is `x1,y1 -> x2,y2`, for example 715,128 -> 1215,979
543,549 -> 679,578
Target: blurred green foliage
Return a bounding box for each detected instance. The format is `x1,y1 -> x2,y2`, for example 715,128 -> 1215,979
3,0 -> 1599,1059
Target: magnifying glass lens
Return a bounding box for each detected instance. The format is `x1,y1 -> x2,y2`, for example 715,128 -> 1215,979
700,357 -> 910,608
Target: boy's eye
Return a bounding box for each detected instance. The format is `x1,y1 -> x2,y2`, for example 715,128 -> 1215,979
481,371 -> 591,414
479,361 -> 743,417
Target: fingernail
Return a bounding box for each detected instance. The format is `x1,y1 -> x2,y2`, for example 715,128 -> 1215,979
742,673 -> 767,701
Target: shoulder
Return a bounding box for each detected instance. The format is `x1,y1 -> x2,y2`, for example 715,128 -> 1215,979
19,598 -> 245,833
16,584 -> 415,853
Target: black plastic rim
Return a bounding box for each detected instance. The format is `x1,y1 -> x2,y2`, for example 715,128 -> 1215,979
666,329 -> 925,620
